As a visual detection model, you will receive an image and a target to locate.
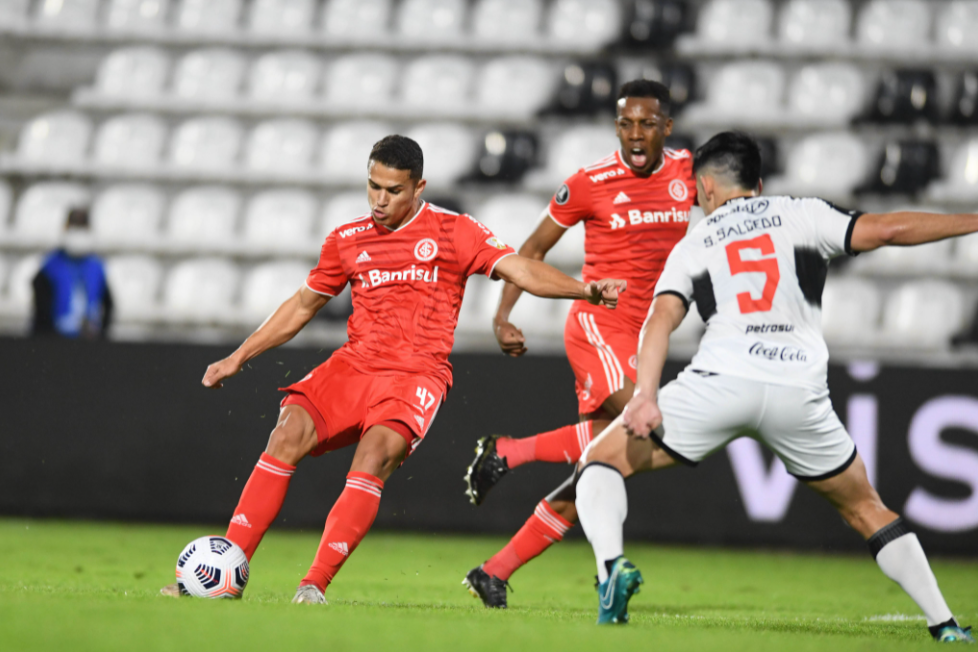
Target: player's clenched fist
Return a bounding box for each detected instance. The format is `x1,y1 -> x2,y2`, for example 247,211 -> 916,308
585,279 -> 627,308
622,393 -> 662,439
493,319 -> 528,357
202,356 -> 244,389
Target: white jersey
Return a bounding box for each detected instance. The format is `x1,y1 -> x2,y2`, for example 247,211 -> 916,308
654,195 -> 862,391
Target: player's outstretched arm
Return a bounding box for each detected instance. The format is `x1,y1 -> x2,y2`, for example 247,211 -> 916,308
622,294 -> 686,439
494,214 -> 567,357
850,211 -> 978,253
202,286 -> 330,389
493,254 -> 625,308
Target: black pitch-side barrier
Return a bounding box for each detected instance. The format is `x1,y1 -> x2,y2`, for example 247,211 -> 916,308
0,337 -> 976,555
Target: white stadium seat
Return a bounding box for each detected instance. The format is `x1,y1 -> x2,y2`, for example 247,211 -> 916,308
105,0 -> 170,33
694,0 -> 773,45
0,255 -> 7,296
168,117 -> 243,171
821,277 -> 882,346
543,126 -> 620,186
91,184 -> 166,245
95,47 -> 170,99
93,113 -> 167,169
243,190 -> 317,251
940,138 -> 978,198
857,0 -> 930,51
547,0 -> 622,47
175,0 -> 242,34
0,0 -> 29,28
173,49 -> 246,102
244,119 -> 318,174
405,123 -> 476,185
240,261 -> 309,320
104,255 -> 164,320
6,254 -> 43,313
778,0 -> 851,49
705,61 -> 785,117
321,0 -> 392,41
472,0 -> 542,44
35,0 -> 98,32
17,111 -> 92,166
881,281 -> 966,348
248,0 -> 316,36
0,180 -> 13,230
248,50 -> 321,105
780,132 -> 868,195
476,194 -> 548,247
397,0 -> 466,42
936,1 -> 978,52
954,233 -> 978,277
166,186 -> 241,249
852,237 -> 953,276
323,54 -> 398,108
477,56 -> 555,116
163,258 -> 240,320
547,222 -> 585,267
13,183 -> 91,242
401,55 -> 473,110
320,121 -> 392,183
320,192 -> 370,236
787,63 -> 865,122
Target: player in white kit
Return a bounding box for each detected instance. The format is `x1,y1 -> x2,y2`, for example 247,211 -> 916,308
575,132 -> 975,642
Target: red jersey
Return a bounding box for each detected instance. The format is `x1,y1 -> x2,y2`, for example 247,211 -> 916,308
305,201 -> 516,389
548,148 -> 697,331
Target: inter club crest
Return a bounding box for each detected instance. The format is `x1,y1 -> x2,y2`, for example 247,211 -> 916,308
414,238 -> 438,262
669,178 -> 689,201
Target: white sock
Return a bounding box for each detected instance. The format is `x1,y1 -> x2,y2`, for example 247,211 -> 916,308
576,463 -> 627,583
872,520 -> 953,627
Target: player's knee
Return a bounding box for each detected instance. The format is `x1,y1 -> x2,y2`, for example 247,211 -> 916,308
265,416 -> 316,465
353,430 -> 408,479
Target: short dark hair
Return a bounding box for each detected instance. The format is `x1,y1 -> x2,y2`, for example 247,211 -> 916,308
617,79 -> 672,116
693,131 -> 762,190
369,135 -> 423,180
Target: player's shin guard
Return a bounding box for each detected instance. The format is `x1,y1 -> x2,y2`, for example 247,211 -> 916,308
226,452 -> 296,560
301,472 -> 383,593
869,517 -> 956,633
496,422 -> 594,469
576,463 -> 627,583
483,500 -> 573,581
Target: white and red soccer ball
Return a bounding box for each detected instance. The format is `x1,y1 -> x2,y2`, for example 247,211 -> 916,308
175,536 -> 249,598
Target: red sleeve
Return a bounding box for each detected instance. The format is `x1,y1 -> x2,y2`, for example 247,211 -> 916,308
547,170 -> 592,228
454,214 -> 517,279
305,231 -> 348,296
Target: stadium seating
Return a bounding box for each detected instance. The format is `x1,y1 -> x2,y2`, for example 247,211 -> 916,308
240,261 -> 309,320
163,257 -> 239,322
320,121 -> 392,183
476,56 -> 555,117
248,0 -> 316,37
13,183 -> 91,243
544,61 -> 617,116
954,233 -> 978,277
5,254 -> 43,314
17,111 -> 92,167
702,61 -> 784,119
321,0 -> 392,41
91,184 -> 166,245
693,0 -> 774,46
104,255 -> 163,320
93,113 -> 168,169
929,137 -> 978,202
168,117 -> 243,171
401,56 -> 473,111
94,48 -> 170,99
244,119 -> 318,174
547,0 -> 622,48
242,189 -> 317,252
34,0 -> 99,32
778,0 -> 851,49
773,132 -> 869,196
620,0 -> 690,51
821,277 -> 882,347
936,1 -> 978,53
787,63 -> 865,123
472,0 -> 543,44
397,0 -> 467,42
0,0 -> 29,28
320,192 -> 370,237
476,194 -> 548,249
323,54 -> 398,108
863,69 -> 938,124
535,125 -> 619,189
469,130 -> 539,183
247,50 -> 321,105
880,280 -> 966,348
105,0 -> 170,33
856,0 -> 930,51
166,186 -> 241,250
173,49 -> 247,103
175,0 -> 242,35
404,123 -> 477,185
0,180 -> 12,230
858,140 -> 940,196
547,221 -> 586,267
851,236 -> 953,276
949,71 -> 978,126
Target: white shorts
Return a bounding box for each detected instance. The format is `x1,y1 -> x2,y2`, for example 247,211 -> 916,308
654,369 -> 857,481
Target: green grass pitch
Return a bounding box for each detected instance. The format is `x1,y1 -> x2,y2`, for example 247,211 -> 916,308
1,519 -> 975,651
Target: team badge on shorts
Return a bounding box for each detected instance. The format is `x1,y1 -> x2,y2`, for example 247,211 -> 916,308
669,178 -> 689,201
629,355 -> 638,370
414,238 -> 438,262
486,237 -> 507,250
555,184 -> 570,205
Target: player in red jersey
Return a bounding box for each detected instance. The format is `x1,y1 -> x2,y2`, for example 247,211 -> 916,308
462,80 -> 696,607
161,135 -> 625,603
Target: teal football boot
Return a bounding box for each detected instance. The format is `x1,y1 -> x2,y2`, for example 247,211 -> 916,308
935,625 -> 974,643
596,556 -> 644,624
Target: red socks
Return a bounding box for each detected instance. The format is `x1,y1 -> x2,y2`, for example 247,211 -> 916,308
225,452 -> 295,560
495,421 -> 593,469
482,500 -> 573,581
301,472 -> 383,592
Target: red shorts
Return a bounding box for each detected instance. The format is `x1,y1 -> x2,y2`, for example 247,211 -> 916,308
564,307 -> 639,415
279,355 -> 446,458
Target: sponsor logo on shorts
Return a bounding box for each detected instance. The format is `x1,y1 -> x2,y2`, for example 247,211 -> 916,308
745,324 -> 795,334
486,236 -> 507,250
748,342 -> 808,362
669,178 -> 689,201
414,238 -> 438,262
555,184 -> 570,205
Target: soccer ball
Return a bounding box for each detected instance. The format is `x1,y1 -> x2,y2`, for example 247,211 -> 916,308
175,535 -> 249,599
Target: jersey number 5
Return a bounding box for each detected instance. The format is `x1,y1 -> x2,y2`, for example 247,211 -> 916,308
725,234 -> 780,314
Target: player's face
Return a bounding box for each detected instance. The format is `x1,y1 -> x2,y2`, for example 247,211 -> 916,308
615,97 -> 673,175
367,161 -> 426,229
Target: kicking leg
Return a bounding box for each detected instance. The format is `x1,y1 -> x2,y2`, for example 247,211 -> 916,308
296,424 -> 408,603
807,454 -> 971,642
